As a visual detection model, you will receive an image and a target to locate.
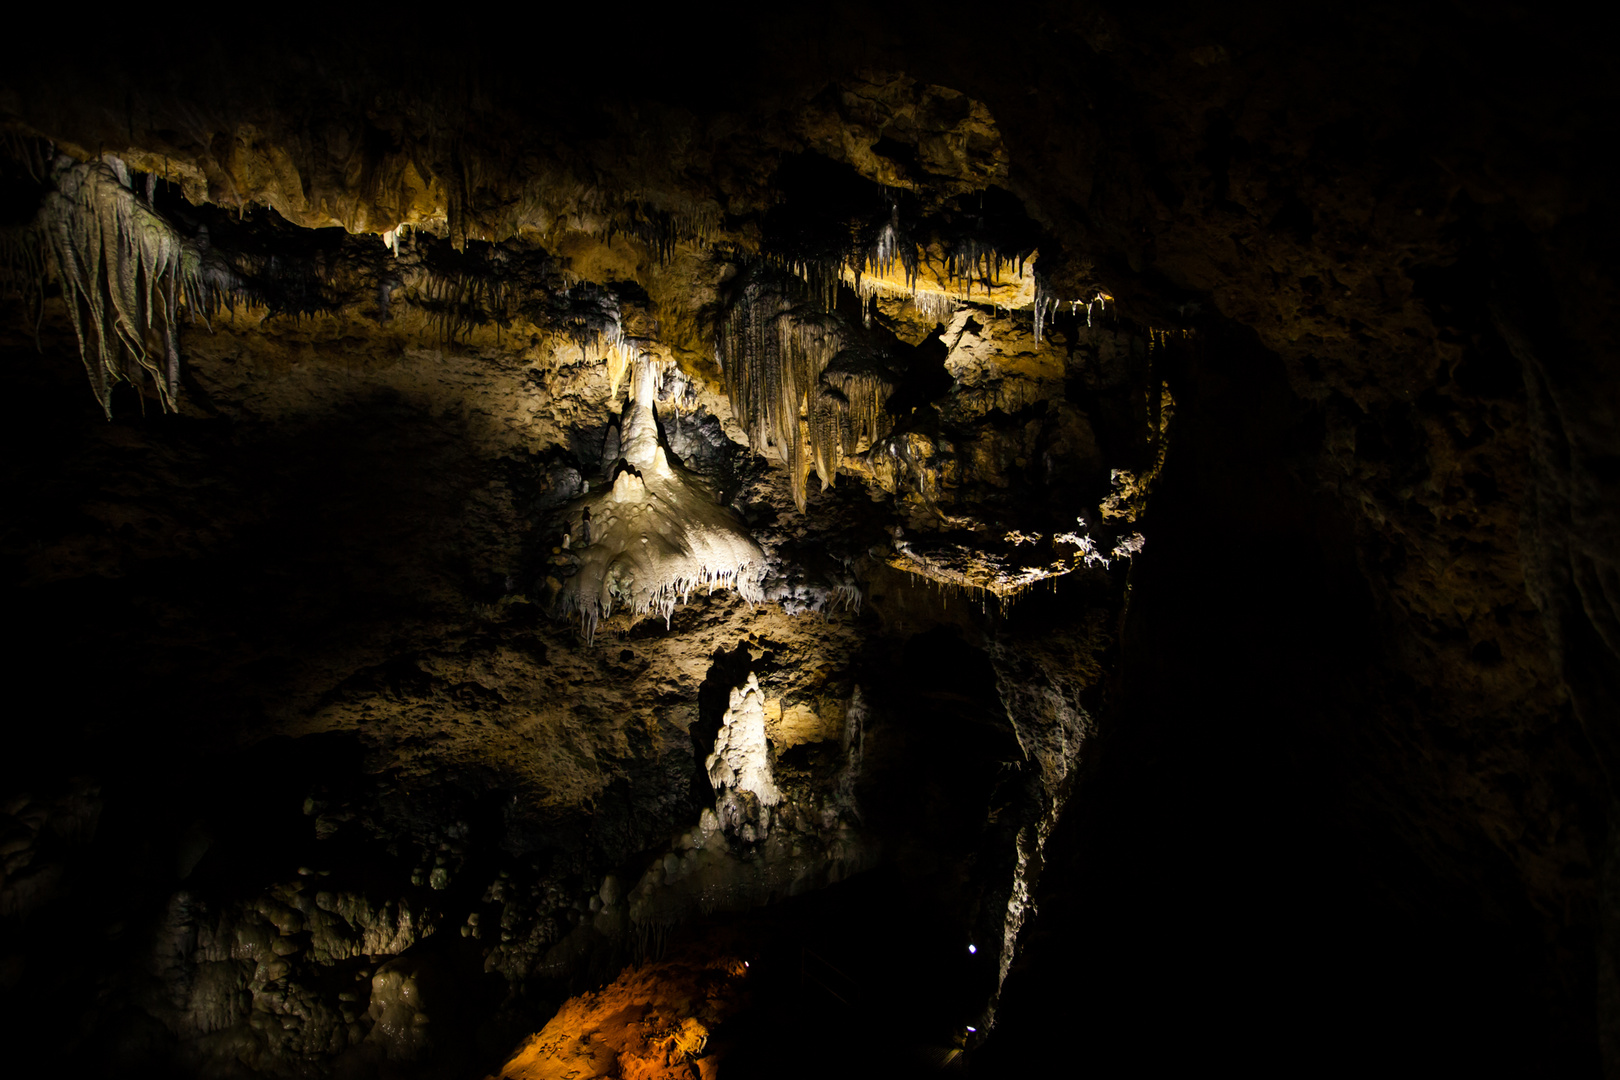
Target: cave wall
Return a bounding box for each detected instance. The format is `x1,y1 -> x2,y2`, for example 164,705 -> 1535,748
0,5 -> 1616,1076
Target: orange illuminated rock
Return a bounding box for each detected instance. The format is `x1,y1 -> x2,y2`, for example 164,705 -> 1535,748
490,949 -> 749,1080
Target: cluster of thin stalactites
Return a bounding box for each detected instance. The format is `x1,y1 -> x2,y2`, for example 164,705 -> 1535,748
559,563 -> 764,644
716,279 -> 896,512
9,151 -> 300,414
717,226 -> 1059,512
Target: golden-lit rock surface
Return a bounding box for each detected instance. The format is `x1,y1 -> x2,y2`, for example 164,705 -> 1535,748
491,949 -> 748,1080
844,244 -> 1036,315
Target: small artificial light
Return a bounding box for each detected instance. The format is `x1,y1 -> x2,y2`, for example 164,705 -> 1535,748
966,1026 -> 977,1033
967,944 -> 977,954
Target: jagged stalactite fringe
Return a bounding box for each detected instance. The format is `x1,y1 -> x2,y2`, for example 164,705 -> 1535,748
40,158 -> 197,415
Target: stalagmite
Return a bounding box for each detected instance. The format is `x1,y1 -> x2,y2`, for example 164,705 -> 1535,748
706,673 -> 781,839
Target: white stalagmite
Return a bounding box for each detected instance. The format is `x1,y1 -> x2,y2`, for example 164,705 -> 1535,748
706,673 -> 781,835
556,357 -> 765,641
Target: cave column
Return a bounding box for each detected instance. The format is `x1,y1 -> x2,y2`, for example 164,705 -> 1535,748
620,358 -> 663,469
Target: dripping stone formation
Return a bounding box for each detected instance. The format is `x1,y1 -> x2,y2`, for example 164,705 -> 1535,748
1,11 -> 1616,1079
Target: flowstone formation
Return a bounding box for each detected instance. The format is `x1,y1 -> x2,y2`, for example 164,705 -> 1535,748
550,358 -> 765,640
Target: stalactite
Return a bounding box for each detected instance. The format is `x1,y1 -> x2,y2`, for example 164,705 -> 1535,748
837,228 -> 1043,331
1033,274 -> 1055,344
604,198 -> 722,266
37,156 -> 200,416
550,282 -> 638,396
717,274 -> 890,512
842,272 -> 962,326
944,237 -> 1008,297
812,363 -> 891,489
420,269 -> 515,343
847,215 -> 920,294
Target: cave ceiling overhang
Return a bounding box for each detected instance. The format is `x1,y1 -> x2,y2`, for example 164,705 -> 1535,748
1,52 -> 1165,613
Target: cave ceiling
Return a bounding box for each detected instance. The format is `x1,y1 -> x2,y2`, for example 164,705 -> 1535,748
1,6 -> 1616,1078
